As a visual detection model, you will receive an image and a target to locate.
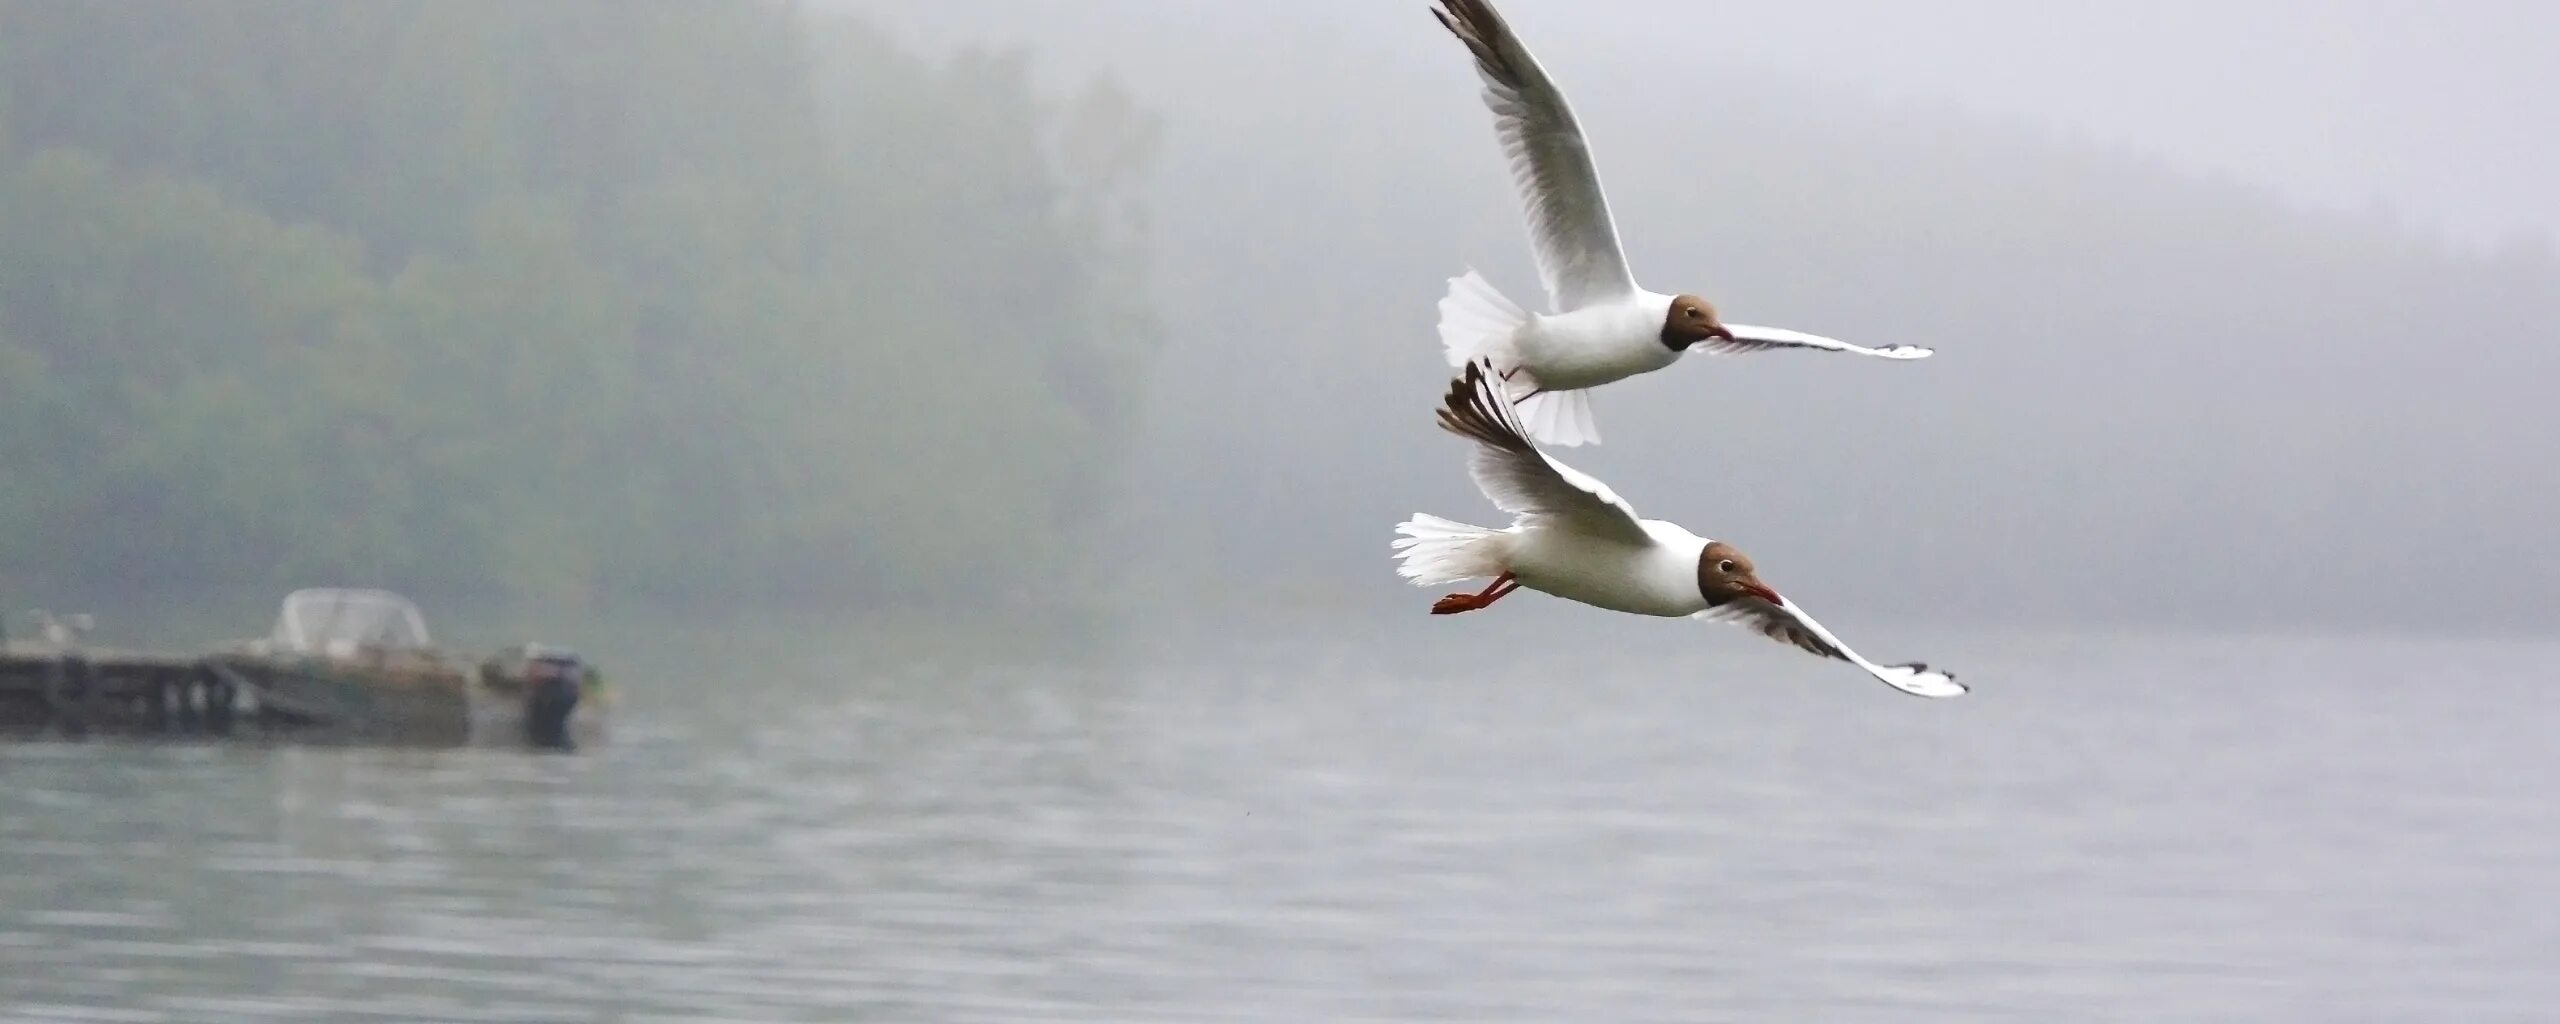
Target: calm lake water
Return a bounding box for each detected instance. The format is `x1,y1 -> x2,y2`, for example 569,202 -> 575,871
2,601 -> 2555,1022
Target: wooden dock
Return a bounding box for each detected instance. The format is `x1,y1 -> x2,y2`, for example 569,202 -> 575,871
0,643 -> 248,736
0,634 -> 362,737
1,595 -> 604,747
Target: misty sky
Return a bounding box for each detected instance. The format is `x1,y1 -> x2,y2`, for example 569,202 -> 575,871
5,0 -> 2551,634
857,0 -> 2560,249
837,0 -> 2557,634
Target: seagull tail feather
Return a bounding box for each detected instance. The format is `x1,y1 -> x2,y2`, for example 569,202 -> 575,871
1390,514 -> 1509,587
1437,270 -> 1598,446
1436,268 -> 1530,372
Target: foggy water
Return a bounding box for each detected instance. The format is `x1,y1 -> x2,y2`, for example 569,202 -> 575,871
2,610 -> 2555,1022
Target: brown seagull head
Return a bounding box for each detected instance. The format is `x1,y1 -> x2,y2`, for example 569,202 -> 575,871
1660,293 -> 1737,351
1695,541 -> 1782,606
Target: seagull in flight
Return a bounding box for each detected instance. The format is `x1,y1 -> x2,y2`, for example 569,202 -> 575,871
1392,359 -> 1966,699
1428,0 -> 1933,447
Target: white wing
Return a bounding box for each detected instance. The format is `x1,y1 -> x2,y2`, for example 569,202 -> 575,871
1432,0 -> 1637,313
1435,359 -> 1647,544
1704,323 -> 1934,360
1694,595 -> 1966,698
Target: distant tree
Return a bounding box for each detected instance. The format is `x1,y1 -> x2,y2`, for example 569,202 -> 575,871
0,0 -> 1158,605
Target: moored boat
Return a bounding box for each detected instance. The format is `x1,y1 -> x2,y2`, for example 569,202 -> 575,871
205,588 -> 608,746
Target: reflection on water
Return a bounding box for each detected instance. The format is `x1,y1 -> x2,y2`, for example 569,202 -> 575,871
3,606 -> 2557,1022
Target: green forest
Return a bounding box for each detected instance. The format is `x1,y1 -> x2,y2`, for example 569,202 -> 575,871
0,1 -> 1159,605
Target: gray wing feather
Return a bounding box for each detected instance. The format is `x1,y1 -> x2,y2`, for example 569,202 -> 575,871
1432,0 -> 1638,312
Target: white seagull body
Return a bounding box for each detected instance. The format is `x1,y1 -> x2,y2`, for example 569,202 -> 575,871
1392,360 -> 1966,699
1430,0 -> 1932,447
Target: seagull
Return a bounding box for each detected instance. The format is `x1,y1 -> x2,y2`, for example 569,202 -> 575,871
1429,0 -> 1931,447
1392,359 -> 1966,699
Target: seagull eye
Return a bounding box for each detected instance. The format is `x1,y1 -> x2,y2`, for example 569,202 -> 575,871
1717,559 -> 1735,573
1687,308 -> 1704,319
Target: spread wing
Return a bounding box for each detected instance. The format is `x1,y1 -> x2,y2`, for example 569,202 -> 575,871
1703,323 -> 1935,360
1694,596 -> 1967,698
1432,0 -> 1637,312
1435,359 -> 1648,544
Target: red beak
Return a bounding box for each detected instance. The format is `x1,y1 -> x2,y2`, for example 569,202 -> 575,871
1742,583 -> 1783,605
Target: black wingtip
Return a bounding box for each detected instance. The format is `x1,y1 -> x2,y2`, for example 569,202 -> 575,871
1433,359 -> 1530,453
1428,0 -> 1518,84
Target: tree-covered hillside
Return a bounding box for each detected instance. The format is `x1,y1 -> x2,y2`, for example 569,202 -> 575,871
0,0 -> 1158,605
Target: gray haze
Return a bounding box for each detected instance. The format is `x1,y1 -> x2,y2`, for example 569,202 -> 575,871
868,0 -> 2560,246
9,8 -> 2560,1020
858,0 -> 2560,634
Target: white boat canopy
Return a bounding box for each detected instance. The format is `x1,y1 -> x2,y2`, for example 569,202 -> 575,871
268,588 -> 434,656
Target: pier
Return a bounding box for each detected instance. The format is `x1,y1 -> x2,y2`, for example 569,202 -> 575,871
0,596 -> 606,746
0,643 -> 248,736
1,608 -> 359,738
